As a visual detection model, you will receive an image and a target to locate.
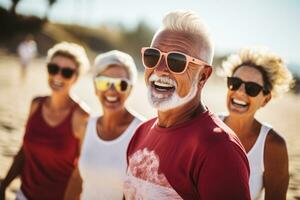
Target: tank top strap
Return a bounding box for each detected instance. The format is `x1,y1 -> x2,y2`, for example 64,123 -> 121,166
32,96 -> 47,117
88,117 -> 99,140
256,123 -> 272,153
259,123 -> 272,170
248,123 -> 272,171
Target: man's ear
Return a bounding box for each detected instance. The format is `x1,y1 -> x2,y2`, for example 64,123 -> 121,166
198,66 -> 212,88
262,93 -> 272,107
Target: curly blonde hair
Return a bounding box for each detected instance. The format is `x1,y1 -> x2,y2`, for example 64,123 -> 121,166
222,47 -> 293,97
47,42 -> 90,75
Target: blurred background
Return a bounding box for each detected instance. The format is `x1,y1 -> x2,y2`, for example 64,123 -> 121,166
0,0 -> 299,199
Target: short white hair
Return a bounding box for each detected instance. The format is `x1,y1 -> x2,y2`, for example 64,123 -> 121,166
152,10 -> 214,64
47,42 -> 90,75
93,50 -> 138,84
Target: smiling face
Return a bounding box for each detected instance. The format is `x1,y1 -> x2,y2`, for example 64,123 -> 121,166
227,65 -> 271,117
95,64 -> 131,112
144,30 -> 211,111
48,55 -> 78,94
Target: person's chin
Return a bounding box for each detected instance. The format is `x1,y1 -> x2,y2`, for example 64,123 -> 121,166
148,93 -> 184,112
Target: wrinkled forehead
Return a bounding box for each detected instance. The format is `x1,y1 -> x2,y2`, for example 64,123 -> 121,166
151,30 -> 209,62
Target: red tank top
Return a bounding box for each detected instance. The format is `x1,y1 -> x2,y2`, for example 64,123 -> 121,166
21,97 -> 80,200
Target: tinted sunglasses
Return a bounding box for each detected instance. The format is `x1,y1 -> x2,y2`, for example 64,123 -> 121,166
94,76 -> 131,93
227,77 -> 269,97
141,47 -> 209,74
47,63 -> 77,79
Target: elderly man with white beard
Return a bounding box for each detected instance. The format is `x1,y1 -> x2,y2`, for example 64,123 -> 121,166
123,10 -> 251,200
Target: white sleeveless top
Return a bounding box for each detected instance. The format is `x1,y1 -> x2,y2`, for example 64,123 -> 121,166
78,116 -> 143,200
219,114 -> 271,200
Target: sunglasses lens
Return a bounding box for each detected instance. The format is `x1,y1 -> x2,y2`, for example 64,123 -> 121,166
227,77 -> 242,91
245,83 -> 262,97
143,48 -> 160,68
47,63 -> 59,75
95,77 -> 129,93
167,53 -> 187,73
95,78 -> 110,91
120,80 -> 128,92
61,68 -> 75,79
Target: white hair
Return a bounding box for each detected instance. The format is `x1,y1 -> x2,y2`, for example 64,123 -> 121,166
147,73 -> 199,111
47,42 -> 90,75
93,50 -> 138,84
152,10 -> 214,64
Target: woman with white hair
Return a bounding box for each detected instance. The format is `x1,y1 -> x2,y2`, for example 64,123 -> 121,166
220,47 -> 293,200
0,42 -> 90,200
64,50 -> 143,200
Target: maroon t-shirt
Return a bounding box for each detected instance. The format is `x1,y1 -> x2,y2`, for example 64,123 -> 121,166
124,109 -> 251,200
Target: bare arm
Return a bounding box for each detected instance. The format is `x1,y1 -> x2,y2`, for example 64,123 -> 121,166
264,130 -> 289,200
0,148 -> 25,199
64,167 -> 83,200
64,106 -> 89,200
0,97 -> 40,199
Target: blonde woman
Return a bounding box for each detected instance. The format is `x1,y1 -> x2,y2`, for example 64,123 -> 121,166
220,47 -> 293,200
0,42 -> 90,200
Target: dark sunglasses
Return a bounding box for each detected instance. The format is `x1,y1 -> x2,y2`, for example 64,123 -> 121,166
47,63 -> 77,79
227,77 -> 269,97
141,47 -> 209,74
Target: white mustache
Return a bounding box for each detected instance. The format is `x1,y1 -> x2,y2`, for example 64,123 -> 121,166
149,74 -> 177,87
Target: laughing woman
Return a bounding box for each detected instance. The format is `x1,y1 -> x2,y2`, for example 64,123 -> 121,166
64,50 -> 143,200
0,42 -> 90,200
220,47 -> 293,200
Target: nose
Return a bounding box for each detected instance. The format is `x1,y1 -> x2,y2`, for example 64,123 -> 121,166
154,55 -> 170,76
107,83 -> 118,92
235,83 -> 247,95
51,71 -> 64,80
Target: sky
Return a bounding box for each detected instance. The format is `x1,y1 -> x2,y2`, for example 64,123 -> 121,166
1,0 -> 300,64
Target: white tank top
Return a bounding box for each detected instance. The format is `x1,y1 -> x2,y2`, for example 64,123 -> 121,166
78,116 -> 142,200
218,114 -> 271,200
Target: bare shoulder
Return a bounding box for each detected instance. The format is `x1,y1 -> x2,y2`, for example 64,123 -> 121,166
72,99 -> 90,120
265,129 -> 288,164
263,128 -> 289,199
265,129 -> 287,151
74,104 -> 89,119
28,96 -> 46,116
71,99 -> 90,140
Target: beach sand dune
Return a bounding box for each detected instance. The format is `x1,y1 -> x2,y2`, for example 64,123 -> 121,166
0,55 -> 299,199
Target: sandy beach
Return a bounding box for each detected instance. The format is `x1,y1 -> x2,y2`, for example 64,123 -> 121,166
1,54 -> 300,199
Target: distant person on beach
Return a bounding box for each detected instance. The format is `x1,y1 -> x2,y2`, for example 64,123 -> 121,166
64,50 -> 143,200
219,47 -> 293,200
123,10 -> 251,200
17,35 -> 37,78
0,42 -> 90,200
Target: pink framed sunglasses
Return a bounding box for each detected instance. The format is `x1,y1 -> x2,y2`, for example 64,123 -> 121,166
141,47 -> 209,74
